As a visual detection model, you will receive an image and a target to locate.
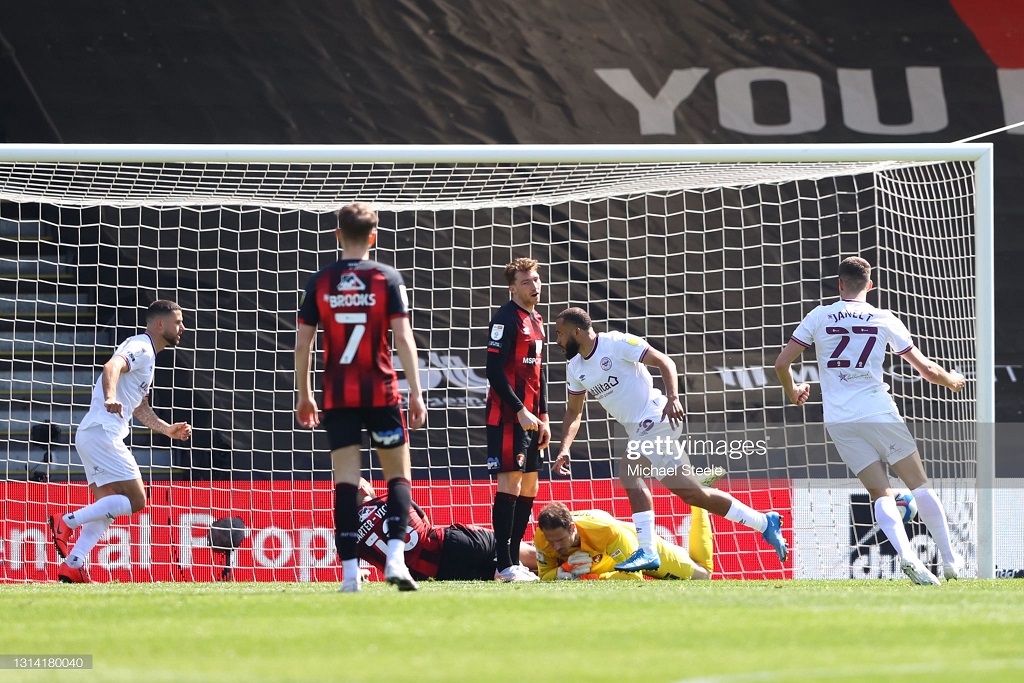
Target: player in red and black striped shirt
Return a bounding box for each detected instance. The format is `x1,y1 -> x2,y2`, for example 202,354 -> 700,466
485,257 -> 549,581
355,480 -> 537,581
295,202 -> 427,593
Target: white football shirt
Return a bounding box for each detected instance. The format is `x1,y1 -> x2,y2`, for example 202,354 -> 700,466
791,299 -> 914,423
78,333 -> 158,439
566,331 -> 668,426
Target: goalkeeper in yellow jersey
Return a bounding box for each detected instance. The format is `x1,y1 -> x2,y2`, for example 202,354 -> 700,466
533,502 -> 713,581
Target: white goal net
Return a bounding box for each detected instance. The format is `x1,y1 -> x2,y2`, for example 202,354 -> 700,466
0,144 -> 994,582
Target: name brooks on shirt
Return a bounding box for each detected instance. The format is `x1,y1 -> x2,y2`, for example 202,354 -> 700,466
327,292 -> 377,308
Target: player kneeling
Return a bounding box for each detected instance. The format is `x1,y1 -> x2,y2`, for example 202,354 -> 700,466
533,502 -> 713,581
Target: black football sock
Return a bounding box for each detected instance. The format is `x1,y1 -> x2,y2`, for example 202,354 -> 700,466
492,492 -> 517,570
386,477 -> 412,542
334,482 -> 360,562
509,495 -> 535,568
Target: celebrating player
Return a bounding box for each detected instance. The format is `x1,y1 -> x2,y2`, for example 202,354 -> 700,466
775,256 -> 966,585
295,202 -> 427,593
534,501 -> 714,581
485,257 -> 549,582
552,307 -> 788,571
49,300 -> 192,583
355,480 -> 538,581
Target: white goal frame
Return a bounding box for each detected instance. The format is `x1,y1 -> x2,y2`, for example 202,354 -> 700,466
0,142 -> 995,579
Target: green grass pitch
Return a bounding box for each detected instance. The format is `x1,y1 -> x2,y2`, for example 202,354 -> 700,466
2,579 -> 1023,683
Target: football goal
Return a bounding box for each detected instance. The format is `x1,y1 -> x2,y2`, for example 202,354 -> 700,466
0,143 -> 994,581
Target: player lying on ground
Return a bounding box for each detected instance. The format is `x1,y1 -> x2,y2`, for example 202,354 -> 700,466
355,480 -> 538,581
533,501 -> 713,581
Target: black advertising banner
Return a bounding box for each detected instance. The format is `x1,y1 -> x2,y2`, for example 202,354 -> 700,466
0,1 -> 1023,479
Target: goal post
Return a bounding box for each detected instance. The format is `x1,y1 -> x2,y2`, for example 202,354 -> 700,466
0,143 -> 995,582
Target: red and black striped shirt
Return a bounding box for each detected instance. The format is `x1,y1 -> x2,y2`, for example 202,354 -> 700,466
356,495 -> 445,580
297,258 -> 408,409
485,300 -> 547,425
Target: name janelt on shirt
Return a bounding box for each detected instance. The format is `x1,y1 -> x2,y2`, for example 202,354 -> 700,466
828,309 -> 875,324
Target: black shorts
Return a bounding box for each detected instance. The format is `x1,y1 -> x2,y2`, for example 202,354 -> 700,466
435,524 -> 497,581
486,423 -> 542,474
321,406 -> 407,450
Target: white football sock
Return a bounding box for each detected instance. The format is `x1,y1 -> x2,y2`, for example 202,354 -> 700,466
386,538 -> 407,567
66,519 -> 111,569
631,509 -> 657,552
912,486 -> 957,563
64,495 -> 132,529
724,498 -> 768,533
341,558 -> 360,583
874,496 -> 913,558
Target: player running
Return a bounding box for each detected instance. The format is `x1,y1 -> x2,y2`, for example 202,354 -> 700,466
552,307 -> 788,572
49,300 -> 192,583
775,256 -> 966,584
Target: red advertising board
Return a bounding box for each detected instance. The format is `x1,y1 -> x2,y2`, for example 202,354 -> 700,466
1,480 -> 792,583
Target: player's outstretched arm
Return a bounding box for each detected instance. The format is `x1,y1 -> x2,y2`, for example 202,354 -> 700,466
774,340 -> 811,406
901,347 -> 967,392
553,392 -> 586,476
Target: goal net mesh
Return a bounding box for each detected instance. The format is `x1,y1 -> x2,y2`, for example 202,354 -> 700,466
0,154 -> 979,581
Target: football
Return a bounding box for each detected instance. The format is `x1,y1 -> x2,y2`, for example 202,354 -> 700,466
894,490 -> 918,524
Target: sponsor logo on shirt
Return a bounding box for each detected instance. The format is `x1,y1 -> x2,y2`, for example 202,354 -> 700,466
337,272 -> 367,291
588,376 -> 620,398
836,370 -> 871,383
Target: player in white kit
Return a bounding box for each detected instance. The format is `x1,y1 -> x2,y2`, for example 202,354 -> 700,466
551,307 -> 788,572
775,256 -> 966,585
48,300 -> 192,583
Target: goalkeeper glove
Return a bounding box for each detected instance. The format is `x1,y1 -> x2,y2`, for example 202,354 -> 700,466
559,550 -> 592,579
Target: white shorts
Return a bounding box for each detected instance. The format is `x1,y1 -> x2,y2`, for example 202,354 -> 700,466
74,425 -> 142,487
825,412 -> 918,475
621,419 -> 691,480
